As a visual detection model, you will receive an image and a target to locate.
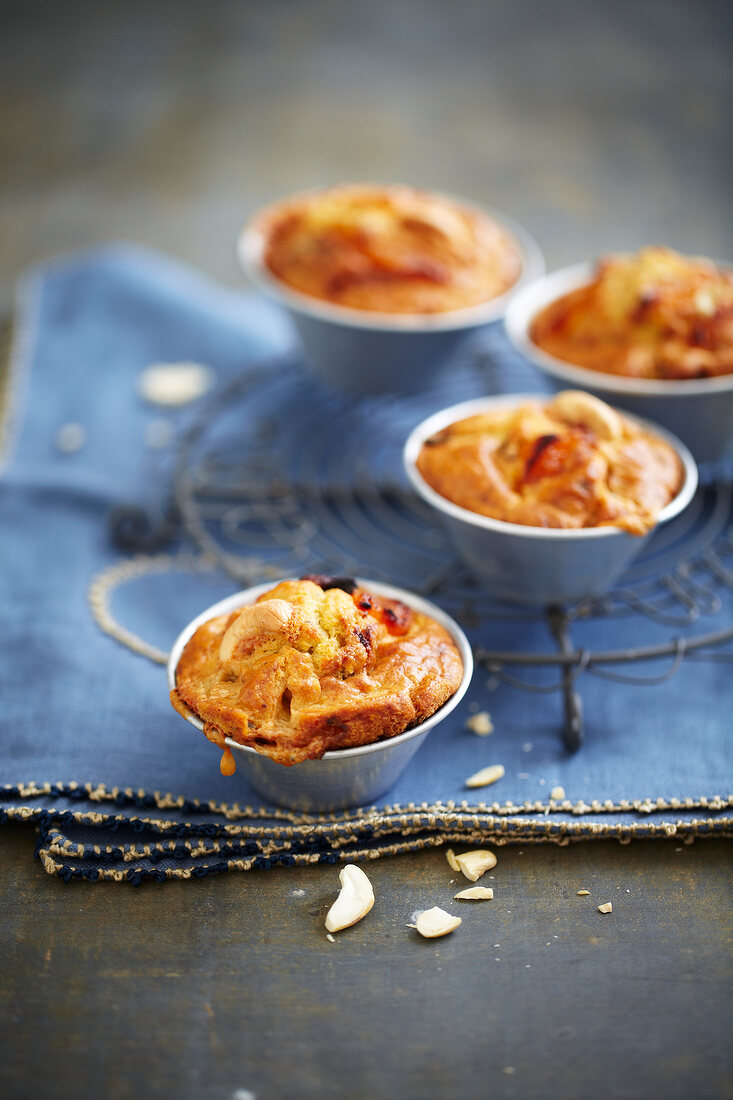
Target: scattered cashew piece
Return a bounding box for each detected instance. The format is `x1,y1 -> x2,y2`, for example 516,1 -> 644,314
465,764 -> 505,789
138,361 -> 213,406
325,864 -> 375,933
577,889 -> 590,896
455,849 -> 497,882
597,902 -> 613,914
445,848 -> 460,872
550,785 -> 566,800
465,711 -> 493,736
454,887 -> 493,901
410,907 -> 462,938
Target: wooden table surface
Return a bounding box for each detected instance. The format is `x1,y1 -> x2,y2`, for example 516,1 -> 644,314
2,824 -> 731,1099
2,3 -> 731,1097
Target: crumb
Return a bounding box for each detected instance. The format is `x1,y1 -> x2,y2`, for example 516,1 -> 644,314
577,890 -> 590,896
522,742 -> 533,752
597,902 -> 613,914
550,786 -> 566,800
55,422 -> 86,454
502,1067 -> 515,1075
465,711 -> 493,736
326,933 -> 336,942
538,778 -> 546,786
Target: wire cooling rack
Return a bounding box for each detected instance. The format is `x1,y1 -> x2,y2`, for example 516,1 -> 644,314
111,337 -> 733,751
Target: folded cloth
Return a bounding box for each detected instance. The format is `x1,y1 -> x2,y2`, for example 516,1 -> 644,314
1,245 -> 731,884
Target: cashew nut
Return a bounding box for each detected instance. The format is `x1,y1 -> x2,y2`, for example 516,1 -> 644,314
325,864 -> 375,933
410,907 -> 462,938
454,887 -> 494,900
455,849 -> 497,882
465,711 -> 493,736
549,390 -> 623,441
465,764 -> 505,789
445,848 -> 460,872
219,599 -> 293,663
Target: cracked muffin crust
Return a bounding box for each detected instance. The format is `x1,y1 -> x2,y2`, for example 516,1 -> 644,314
258,183 -> 522,314
171,577 -> 464,769
530,247 -> 733,380
415,391 -> 683,536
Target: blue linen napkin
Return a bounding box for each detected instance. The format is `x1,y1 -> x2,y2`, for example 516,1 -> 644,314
1,245 -> 731,884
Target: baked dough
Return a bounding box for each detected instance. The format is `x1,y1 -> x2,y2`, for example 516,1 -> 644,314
259,184 -> 522,314
530,247 -> 733,380
171,577 -> 463,768
416,391 -> 683,535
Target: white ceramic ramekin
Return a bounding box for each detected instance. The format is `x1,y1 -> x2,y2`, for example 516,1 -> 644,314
504,262 -> 733,465
168,579 -> 473,811
403,395 -> 698,605
238,187 -> 544,394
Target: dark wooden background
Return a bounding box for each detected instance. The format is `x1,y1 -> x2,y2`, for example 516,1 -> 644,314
1,2 -> 731,1097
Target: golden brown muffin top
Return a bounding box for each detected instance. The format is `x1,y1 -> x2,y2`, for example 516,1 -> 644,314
259,184 -> 522,314
171,577 -> 463,769
415,391 -> 683,535
530,247 -> 733,380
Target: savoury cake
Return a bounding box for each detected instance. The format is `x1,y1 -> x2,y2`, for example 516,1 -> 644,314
171,576 -> 464,769
259,183 -> 522,314
415,391 -> 683,535
530,247 -> 733,380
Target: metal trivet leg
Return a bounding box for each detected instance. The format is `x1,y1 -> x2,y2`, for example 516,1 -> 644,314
546,607 -> 584,753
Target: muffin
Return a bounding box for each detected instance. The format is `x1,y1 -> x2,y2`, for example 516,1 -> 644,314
415,390 -> 683,536
530,247 -> 733,380
171,576 -> 464,770
258,183 -> 523,314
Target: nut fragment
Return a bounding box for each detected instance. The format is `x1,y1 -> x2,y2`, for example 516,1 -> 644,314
454,887 -> 493,901
465,764 -> 505,789
55,422 -> 87,454
465,711 -> 493,736
219,599 -> 293,663
550,785 -> 566,800
577,890 -> 590,896
549,390 -> 623,441
137,361 -> 213,406
445,848 -> 460,872
597,902 -> 613,914
455,849 -> 497,882
325,864 -> 375,932
410,907 -> 462,938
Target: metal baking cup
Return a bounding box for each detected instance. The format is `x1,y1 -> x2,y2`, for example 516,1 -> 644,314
403,394 -> 698,605
168,579 -> 473,811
